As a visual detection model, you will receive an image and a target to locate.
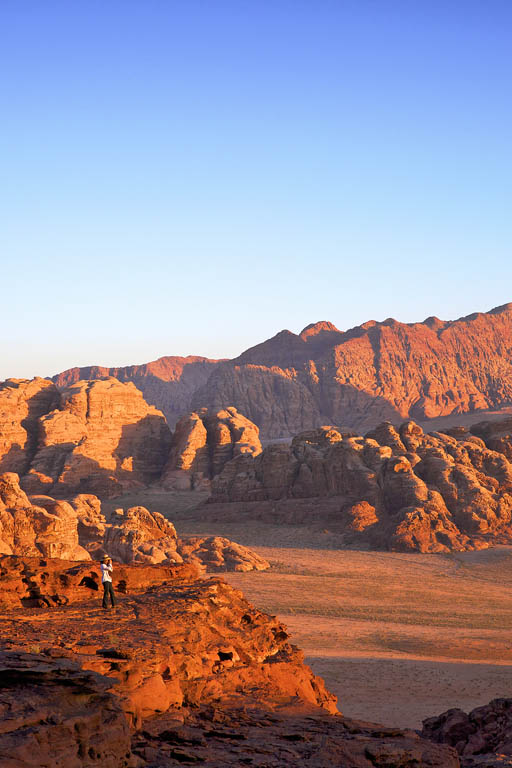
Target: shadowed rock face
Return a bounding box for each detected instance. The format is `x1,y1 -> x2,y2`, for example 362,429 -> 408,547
0,652 -> 132,768
0,559 -> 459,768
52,355 -> 224,429
209,418 -> 512,552
52,303 -> 512,440
161,406 -> 262,490
0,377 -> 173,498
422,697 -> 512,767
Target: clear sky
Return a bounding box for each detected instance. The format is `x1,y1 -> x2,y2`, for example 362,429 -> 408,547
1,1 -> 511,380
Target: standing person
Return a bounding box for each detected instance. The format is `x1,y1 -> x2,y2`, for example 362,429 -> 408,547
100,555 -> 116,610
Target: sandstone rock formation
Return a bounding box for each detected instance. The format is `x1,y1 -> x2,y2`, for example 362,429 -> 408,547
53,355 -> 223,428
209,418 -> 512,552
177,535 -> 270,572
17,377 -> 172,497
422,697 -> 512,767
0,377 -> 60,474
0,558 -> 459,767
52,303 -> 512,440
0,558 -> 337,725
161,406 -> 261,490
0,555 -> 201,609
0,473 -> 90,560
0,473 -> 268,572
193,304 -> 512,437
105,505 -> 181,565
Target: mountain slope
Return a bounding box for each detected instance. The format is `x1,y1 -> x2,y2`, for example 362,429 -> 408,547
53,303 -> 512,438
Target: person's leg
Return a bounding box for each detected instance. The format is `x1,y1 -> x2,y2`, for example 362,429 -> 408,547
102,582 -> 109,609
109,582 -> 116,607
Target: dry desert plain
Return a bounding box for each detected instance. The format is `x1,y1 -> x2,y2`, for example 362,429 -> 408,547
104,489 -> 512,731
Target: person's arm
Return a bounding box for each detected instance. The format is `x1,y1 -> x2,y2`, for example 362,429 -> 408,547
107,562 -> 113,572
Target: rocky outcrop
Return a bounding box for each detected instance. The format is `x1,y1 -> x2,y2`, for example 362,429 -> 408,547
0,473 -> 90,560
0,474 -> 268,572
161,406 -> 261,490
209,418 -> 512,552
0,378 -> 60,474
21,378 -> 172,497
177,536 -> 270,572
105,505 -> 181,565
0,558 -> 459,767
0,558 -> 336,725
0,652 -> 132,768
52,355 -> 223,428
422,697 -> 512,767
470,416 -> 512,461
0,555 -> 201,609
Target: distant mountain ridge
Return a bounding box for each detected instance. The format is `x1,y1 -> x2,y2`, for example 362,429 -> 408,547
52,303 -> 512,438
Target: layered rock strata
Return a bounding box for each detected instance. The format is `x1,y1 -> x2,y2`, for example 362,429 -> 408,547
161,406 -> 261,490
0,377 -> 172,497
0,377 -> 60,474
24,377 -> 172,497
192,304 -> 512,437
52,355 -> 223,428
0,652 -> 132,768
0,473 -> 90,560
209,418 -> 512,552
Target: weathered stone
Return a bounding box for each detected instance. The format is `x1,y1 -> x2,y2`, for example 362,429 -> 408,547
23,378 -> 172,497
209,418 -> 512,552
161,407 -> 261,490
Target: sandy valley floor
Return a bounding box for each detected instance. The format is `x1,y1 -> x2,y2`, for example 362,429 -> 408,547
180,520 -> 512,730
106,491 -> 512,730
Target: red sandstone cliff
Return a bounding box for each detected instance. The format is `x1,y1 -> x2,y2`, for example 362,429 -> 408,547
52,303 -> 512,439
0,378 -> 172,498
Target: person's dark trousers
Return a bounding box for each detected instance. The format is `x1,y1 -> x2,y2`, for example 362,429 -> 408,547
102,581 -> 116,608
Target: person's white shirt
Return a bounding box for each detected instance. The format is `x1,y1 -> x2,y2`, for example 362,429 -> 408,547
101,562 -> 113,583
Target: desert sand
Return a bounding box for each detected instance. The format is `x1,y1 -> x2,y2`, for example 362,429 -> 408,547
103,489 -> 512,730
179,519 -> 512,730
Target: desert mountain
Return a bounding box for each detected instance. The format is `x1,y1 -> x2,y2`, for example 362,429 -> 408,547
52,303 -> 512,438
53,356 -> 223,429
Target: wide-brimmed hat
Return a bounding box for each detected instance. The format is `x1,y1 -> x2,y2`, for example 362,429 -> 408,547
101,555 -> 110,562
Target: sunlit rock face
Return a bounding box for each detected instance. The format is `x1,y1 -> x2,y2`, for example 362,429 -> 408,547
193,305 -> 512,438
209,417 -> 512,553
52,355 -> 224,428
0,377 -> 60,475
0,377 -> 172,498
161,406 -> 261,491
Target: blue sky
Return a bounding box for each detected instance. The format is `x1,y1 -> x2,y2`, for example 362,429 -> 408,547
1,1 -> 511,379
